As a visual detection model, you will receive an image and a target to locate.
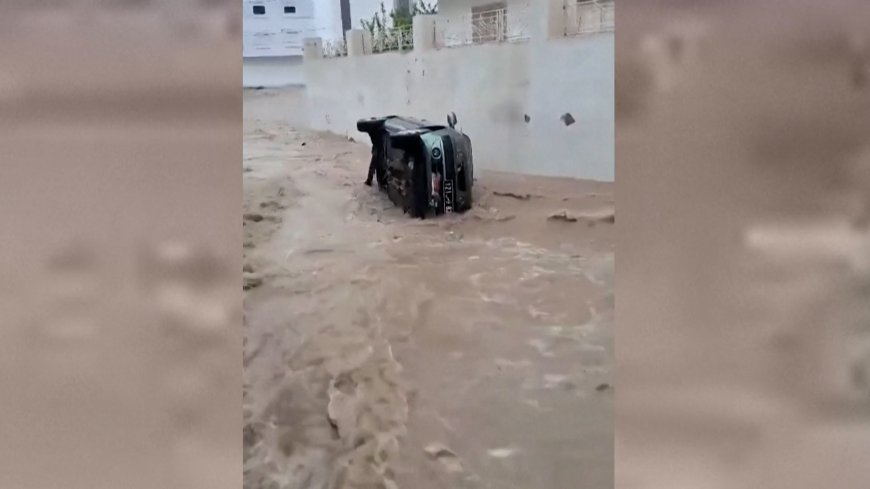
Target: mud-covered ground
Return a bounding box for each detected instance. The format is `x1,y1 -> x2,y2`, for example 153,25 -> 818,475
242,89 -> 614,489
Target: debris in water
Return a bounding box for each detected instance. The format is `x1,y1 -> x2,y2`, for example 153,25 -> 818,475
548,211 -> 578,223
493,191 -> 534,200
243,273 -> 263,290
543,374 -> 570,389
260,200 -> 285,211
487,448 -> 516,458
424,443 -> 464,473
304,248 -> 334,255
548,209 -> 615,224
598,213 -> 615,224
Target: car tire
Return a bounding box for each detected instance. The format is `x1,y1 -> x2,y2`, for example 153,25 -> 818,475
464,161 -> 474,209
356,117 -> 387,134
409,156 -> 428,219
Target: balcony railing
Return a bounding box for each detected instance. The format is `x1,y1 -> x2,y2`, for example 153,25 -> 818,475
316,1 -> 613,58
434,6 -> 531,48
370,24 -> 414,54
322,38 -> 347,58
565,0 -> 614,36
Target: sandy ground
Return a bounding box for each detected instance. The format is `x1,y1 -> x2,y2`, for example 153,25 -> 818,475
242,89 -> 614,489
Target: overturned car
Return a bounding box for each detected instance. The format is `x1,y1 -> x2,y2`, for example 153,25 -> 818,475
358,114 -> 474,219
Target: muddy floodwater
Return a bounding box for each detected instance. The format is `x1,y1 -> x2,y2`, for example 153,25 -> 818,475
242,89 -> 614,489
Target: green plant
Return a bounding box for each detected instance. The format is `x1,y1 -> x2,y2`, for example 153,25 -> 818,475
415,1 -> 437,15
360,2 -> 386,37
360,1 -> 438,37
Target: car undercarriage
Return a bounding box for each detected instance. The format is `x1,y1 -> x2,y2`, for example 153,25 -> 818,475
357,114 -> 474,219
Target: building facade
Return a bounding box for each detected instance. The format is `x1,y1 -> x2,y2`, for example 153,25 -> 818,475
242,0 -> 316,57
243,0 -> 394,86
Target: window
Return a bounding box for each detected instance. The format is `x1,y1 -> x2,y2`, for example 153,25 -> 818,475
252,5 -> 265,15
284,5 -> 296,14
471,2 -> 507,43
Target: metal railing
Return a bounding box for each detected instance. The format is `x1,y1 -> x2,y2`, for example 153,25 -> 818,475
471,6 -> 508,43
323,40 -> 347,57
435,5 -> 531,48
322,38 -> 347,58
370,24 -> 414,54
565,0 -> 614,36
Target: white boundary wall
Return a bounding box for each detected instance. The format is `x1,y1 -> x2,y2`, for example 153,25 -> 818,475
303,31 -> 614,181
243,56 -> 305,87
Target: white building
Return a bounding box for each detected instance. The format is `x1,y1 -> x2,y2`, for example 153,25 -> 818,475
242,0 -> 314,86
243,0 -> 399,87
242,0 -> 316,58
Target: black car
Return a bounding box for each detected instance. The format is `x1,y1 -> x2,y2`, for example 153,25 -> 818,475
357,114 -> 474,219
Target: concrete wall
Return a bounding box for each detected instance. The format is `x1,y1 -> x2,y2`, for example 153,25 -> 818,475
243,56 -> 305,87
303,32 -> 614,181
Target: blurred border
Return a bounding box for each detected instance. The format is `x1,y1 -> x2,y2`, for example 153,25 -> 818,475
617,1 -> 870,487
0,2 -> 242,488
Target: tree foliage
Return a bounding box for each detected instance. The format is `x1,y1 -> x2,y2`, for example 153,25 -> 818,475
361,1 -> 438,37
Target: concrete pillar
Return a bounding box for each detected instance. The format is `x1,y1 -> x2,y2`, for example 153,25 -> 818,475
303,37 -> 323,60
346,29 -> 366,57
362,30 -> 374,55
431,14 -> 447,49
545,0 -> 566,39
413,14 -> 436,51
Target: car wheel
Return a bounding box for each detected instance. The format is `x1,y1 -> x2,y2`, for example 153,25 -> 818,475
356,117 -> 387,133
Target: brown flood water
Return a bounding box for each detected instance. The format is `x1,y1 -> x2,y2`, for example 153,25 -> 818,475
242,89 -> 614,489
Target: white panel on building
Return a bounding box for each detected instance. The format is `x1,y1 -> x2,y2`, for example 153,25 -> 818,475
243,0 -> 315,57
